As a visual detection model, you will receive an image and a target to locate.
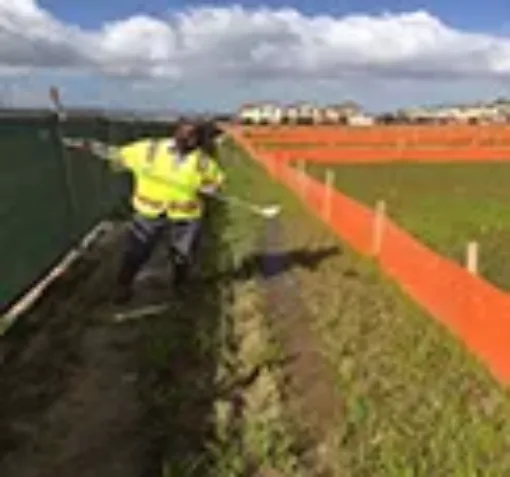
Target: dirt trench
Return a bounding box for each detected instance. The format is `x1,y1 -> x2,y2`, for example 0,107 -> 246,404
0,198 -> 243,477
0,224 -> 159,477
257,217 -> 344,475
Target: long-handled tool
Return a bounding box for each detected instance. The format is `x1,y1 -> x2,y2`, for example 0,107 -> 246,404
211,192 -> 281,219
66,137 -> 282,219
112,303 -> 169,323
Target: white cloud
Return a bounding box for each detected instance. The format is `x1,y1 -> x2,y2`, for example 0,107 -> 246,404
2,0 -> 510,109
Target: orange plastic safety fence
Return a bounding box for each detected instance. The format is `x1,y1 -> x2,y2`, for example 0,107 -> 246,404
236,124 -> 510,145
226,126 -> 510,385
264,147 -> 510,163
379,221 -> 510,382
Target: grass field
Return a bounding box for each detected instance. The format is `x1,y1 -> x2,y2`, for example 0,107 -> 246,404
305,161 -> 510,291
219,139 -> 510,476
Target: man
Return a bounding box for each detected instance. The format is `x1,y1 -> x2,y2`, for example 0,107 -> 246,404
104,120 -> 225,304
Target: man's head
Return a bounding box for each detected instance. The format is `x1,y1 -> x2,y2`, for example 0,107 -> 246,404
195,119 -> 218,158
174,119 -> 199,154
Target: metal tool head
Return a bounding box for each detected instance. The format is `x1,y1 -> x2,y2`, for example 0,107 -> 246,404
259,204 -> 281,218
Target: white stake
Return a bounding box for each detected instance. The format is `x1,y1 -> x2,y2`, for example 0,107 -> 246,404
323,168 -> 335,220
298,159 -> 306,196
372,200 -> 386,256
466,241 -> 479,275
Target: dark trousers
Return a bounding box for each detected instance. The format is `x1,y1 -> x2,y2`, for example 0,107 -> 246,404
117,213 -> 201,290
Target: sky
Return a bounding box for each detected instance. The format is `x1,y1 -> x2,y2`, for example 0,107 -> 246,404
1,0 -> 510,112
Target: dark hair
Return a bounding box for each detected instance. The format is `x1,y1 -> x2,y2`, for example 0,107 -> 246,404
196,120 -> 218,158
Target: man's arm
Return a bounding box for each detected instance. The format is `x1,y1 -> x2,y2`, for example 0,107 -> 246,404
63,138 -> 124,166
198,154 -> 226,196
85,139 -> 144,172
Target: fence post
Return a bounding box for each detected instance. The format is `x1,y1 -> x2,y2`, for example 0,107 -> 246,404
269,152 -> 277,178
52,113 -> 78,241
372,200 -> 386,256
397,137 -> 406,160
323,168 -> 335,221
466,241 -> 479,275
298,159 -> 306,196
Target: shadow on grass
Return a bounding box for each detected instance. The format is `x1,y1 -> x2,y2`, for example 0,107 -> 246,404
210,245 -> 341,283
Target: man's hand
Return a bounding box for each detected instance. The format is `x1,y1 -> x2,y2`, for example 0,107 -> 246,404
62,137 -> 109,158
199,185 -> 219,197
88,140 -> 117,160
85,141 -> 125,169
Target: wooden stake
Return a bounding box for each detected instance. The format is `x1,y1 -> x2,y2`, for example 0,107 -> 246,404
466,241 -> 479,275
270,153 -> 276,177
298,159 -> 306,196
397,138 -> 406,160
323,168 -> 335,220
372,200 -> 386,256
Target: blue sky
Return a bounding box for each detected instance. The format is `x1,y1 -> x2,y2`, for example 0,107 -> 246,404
38,0 -> 510,32
2,0 -> 510,112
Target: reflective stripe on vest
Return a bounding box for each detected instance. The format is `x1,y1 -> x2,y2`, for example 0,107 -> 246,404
134,194 -> 199,213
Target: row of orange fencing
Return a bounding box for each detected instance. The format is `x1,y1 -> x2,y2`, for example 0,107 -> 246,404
240,124 -> 510,146
225,126 -> 510,386
259,147 -> 510,163
233,125 -> 510,162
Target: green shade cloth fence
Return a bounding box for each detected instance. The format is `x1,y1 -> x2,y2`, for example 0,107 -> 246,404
0,113 -> 175,312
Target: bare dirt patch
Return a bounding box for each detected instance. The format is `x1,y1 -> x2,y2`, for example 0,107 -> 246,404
0,225 -> 156,477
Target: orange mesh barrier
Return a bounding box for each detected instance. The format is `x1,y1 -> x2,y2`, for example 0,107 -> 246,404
236,124 -> 510,146
234,125 -> 510,163
226,126 -> 510,384
379,221 -> 510,382
278,165 -> 374,255
264,147 -> 510,163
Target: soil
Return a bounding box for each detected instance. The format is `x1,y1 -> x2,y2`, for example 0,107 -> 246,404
0,225 -> 158,477
0,210 -> 345,476
259,217 -> 343,473
0,207 -> 231,477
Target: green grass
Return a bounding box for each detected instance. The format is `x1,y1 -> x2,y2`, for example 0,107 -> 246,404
224,139 -> 510,475
306,161 -> 510,291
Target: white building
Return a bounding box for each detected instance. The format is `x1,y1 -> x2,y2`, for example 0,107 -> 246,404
296,102 -> 315,123
323,106 -> 342,123
238,103 -> 261,124
286,104 -> 300,123
237,101 -> 372,125
347,114 -> 374,126
238,102 -> 285,124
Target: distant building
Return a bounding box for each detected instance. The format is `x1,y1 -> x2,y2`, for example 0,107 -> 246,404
295,102 -> 315,124
238,103 -> 262,124
346,113 -> 374,126
286,104 -> 300,124
322,106 -> 342,123
398,102 -> 507,124
238,102 -> 284,124
237,100 -> 371,125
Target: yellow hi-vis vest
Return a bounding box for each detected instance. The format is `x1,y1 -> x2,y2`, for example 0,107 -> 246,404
117,138 -> 225,220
